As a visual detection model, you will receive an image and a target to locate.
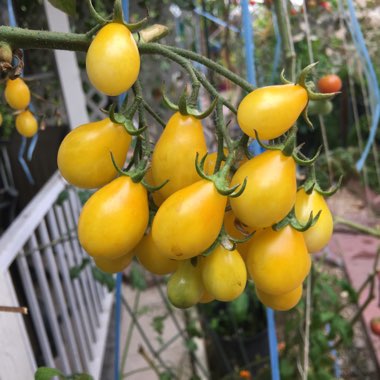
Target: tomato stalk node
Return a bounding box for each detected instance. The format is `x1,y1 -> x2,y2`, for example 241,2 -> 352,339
272,207 -> 321,232
302,165 -> 343,197
108,103 -> 147,136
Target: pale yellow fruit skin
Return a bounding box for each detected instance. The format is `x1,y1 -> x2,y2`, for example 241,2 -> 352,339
201,245 -> 247,302
15,110 -> 38,137
256,285 -> 303,311
86,23 -> 140,96
57,118 -> 131,189
5,78 -> 31,110
0,113 -> 3,127
295,188 -> 334,253
78,176 -> 149,259
94,252 -> 134,274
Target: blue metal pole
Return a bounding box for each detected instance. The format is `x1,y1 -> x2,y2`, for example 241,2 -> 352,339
241,2 -> 280,379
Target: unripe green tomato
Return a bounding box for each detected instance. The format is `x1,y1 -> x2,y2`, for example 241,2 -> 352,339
237,84 -> 308,140
86,23 -> 140,96
294,188 -> 334,253
256,284 -> 303,311
5,78 -> 31,110
78,176 -> 149,260
15,110 -> 38,138
307,100 -> 333,116
167,259 -> 204,309
57,118 -> 131,189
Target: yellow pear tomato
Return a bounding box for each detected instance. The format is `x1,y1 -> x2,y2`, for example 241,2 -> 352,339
78,176 -> 148,259
295,188 -> 334,253
15,110 -> 38,138
151,112 -> 207,199
57,118 -> 131,189
230,150 -> 297,228
246,226 -> 311,295
94,252 -> 134,274
237,84 -> 308,140
86,23 -> 140,96
152,179 -> 227,260
5,77 -> 31,110
256,284 -> 303,311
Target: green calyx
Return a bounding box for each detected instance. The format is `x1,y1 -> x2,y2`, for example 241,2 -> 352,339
194,152 -> 247,198
113,0 -> 148,31
302,166 -> 343,197
253,127 -> 321,166
107,102 -> 147,136
272,207 -> 321,232
163,88 -> 217,120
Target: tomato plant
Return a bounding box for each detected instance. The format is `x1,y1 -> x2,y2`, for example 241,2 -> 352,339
78,176 -> 149,260
237,84 -> 308,140
57,117 -> 131,189
15,109 -> 38,137
4,77 -> 31,110
317,74 -> 342,93
86,23 -> 140,96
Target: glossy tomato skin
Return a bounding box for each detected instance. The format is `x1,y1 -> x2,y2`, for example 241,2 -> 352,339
230,150 -> 297,228
237,84 -> 308,140
167,259 -> 204,309
94,252 -> 134,274
201,245 -> 247,302
5,78 -> 30,110
15,110 -> 38,137
294,188 -> 334,253
134,233 -> 178,275
151,112 -> 207,199
57,118 -> 131,189
246,226 -> 311,295
256,285 -> 302,311
78,176 -> 148,259
86,23 -> 140,96
152,179 -> 227,260
317,74 -> 342,93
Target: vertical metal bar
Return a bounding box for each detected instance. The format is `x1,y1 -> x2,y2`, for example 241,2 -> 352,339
38,219 -> 82,371
55,204 -> 92,365
266,308 -> 280,380
62,199 -> 97,342
27,233 -> 71,373
46,209 -> 88,369
16,252 -> 56,368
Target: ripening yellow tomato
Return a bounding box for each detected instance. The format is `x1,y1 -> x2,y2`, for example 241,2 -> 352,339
5,78 -> 31,110
134,233 -> 178,275
152,179 -> 227,260
86,23 -> 140,96
151,112 -> 207,199
237,84 -> 308,140
246,226 -> 311,295
94,252 -> 134,274
167,259 -> 204,309
295,188 -> 334,253
199,290 -> 215,304
230,150 -> 297,228
15,110 -> 38,137
201,245 -> 247,302
0,112 -> 3,127
256,285 -> 303,311
78,176 -> 148,259
57,118 -> 131,189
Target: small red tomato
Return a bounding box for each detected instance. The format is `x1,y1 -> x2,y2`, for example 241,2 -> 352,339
318,74 -> 342,93
370,317 -> 380,336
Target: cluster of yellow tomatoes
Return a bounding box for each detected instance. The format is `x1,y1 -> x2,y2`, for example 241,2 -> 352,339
57,21 -> 335,312
2,76 -> 38,137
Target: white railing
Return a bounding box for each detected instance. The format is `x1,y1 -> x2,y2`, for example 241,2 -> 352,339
0,173 -> 113,380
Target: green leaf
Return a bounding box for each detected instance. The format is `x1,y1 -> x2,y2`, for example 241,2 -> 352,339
48,0 -> 76,17
185,338 -> 198,352
91,266 -> 116,291
56,190 -> 69,206
228,291 -> 249,323
34,367 -> 65,380
280,358 -> 295,378
70,374 -> 94,380
159,371 -> 172,380
129,263 -> 147,290
69,258 -> 91,279
152,314 -> 167,336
